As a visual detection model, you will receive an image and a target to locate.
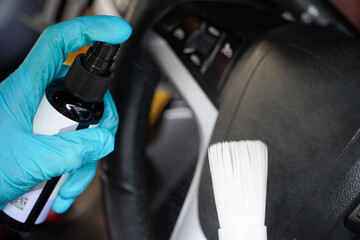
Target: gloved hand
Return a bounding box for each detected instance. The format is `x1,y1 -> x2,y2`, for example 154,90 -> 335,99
0,16 -> 131,213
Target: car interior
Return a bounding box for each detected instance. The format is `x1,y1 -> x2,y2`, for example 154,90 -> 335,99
1,0 -> 360,239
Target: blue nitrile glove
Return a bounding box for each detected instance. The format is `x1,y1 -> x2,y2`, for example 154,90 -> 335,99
0,16 -> 131,213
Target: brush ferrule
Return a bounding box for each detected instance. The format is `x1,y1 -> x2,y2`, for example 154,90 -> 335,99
218,226 -> 267,240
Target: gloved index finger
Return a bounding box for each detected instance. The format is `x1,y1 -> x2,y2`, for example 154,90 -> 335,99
20,15 -> 132,91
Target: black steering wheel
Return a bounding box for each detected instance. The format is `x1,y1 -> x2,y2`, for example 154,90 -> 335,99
101,1 -> 360,240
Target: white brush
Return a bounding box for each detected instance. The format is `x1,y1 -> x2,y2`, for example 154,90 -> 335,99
208,140 -> 268,240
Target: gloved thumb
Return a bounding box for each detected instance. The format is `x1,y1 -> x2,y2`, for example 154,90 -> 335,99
33,127 -> 114,180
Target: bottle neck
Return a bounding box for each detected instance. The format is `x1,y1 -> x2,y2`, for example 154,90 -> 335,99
83,53 -> 113,77
82,42 -> 119,76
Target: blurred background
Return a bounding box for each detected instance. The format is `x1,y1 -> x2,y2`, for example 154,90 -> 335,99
0,0 -> 137,82
1,0 -> 360,82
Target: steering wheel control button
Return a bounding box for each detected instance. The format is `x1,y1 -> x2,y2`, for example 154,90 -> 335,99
208,25 -> 221,37
184,24 -> 218,59
221,42 -> 233,58
190,54 -> 202,66
173,28 -> 185,41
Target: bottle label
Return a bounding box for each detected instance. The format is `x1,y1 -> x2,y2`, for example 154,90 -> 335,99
3,95 -> 97,224
32,95 -> 79,135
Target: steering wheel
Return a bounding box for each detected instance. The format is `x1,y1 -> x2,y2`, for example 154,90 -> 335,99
101,2 -> 360,240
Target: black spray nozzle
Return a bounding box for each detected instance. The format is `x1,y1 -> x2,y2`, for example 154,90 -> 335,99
83,41 -> 120,76
63,41 -> 120,103
90,42 -> 120,61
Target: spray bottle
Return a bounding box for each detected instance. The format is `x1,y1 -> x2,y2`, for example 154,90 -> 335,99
0,41 -> 120,232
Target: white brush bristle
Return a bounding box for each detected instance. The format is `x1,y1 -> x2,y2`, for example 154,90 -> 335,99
208,140 -> 268,228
